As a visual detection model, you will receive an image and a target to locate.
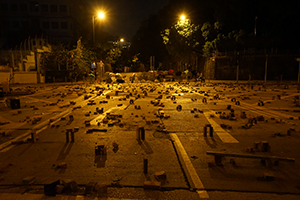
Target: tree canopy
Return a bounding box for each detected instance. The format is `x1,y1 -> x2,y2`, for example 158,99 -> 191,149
130,0 -> 300,62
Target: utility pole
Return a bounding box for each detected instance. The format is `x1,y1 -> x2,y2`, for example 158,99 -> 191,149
264,54 -> 268,83
92,16 -> 95,45
297,58 -> 300,83
236,52 -> 239,84
254,16 -> 257,37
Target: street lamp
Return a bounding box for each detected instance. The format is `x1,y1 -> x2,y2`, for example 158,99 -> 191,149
118,38 -> 124,48
180,14 -> 186,21
178,13 -> 189,26
92,11 -> 105,45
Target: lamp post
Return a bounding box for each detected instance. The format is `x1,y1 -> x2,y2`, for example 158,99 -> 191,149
180,14 -> 186,21
92,12 -> 105,45
119,38 -> 124,48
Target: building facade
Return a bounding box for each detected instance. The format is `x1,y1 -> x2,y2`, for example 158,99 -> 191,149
0,0 -> 87,49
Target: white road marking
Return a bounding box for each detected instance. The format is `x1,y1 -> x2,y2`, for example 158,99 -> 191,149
203,111 -> 239,144
197,190 -> 210,199
75,195 -> 84,200
0,91 -> 112,152
239,102 -> 295,119
170,133 -> 209,199
90,105 -> 127,125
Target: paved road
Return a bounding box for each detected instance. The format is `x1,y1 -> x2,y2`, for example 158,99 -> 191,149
0,81 -> 300,199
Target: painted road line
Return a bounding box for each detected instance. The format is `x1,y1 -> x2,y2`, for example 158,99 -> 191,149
90,105 -> 127,125
238,102 -> 295,119
75,195 -> 85,200
0,92 -> 111,152
170,133 -> 209,199
204,111 -> 239,144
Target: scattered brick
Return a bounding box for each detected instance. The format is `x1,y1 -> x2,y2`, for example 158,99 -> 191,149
144,181 -> 161,190
22,176 -> 35,185
155,171 -> 167,180
56,185 -> 65,194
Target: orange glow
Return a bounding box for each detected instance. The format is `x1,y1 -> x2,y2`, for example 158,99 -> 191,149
180,14 -> 186,21
98,12 -> 105,19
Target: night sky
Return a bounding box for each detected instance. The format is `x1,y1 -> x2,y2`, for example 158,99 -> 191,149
99,0 -> 170,40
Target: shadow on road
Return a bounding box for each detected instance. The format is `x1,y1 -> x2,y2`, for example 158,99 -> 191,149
139,140 -> 153,154
94,154 -> 107,168
204,137 -> 217,148
56,142 -> 74,161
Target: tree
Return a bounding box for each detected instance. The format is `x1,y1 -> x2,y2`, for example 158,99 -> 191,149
161,17 -> 202,69
106,48 -> 122,65
42,38 -> 95,82
130,15 -> 168,70
201,21 -> 246,57
70,38 -> 96,76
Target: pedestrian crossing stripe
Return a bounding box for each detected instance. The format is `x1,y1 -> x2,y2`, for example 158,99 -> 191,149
204,111 -> 239,143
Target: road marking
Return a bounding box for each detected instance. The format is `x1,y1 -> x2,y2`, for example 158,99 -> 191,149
197,190 -> 210,199
170,133 -> 209,199
204,111 -> 239,143
237,102 -> 295,119
0,91 -> 112,152
90,105 -> 127,125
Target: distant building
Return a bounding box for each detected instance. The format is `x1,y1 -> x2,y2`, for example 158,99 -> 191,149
108,39 -> 131,49
0,0 -> 87,49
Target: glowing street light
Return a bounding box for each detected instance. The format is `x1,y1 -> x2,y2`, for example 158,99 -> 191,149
177,13 -> 190,27
93,11 -> 105,45
180,14 -> 186,21
118,38 -> 125,48
98,12 -> 105,19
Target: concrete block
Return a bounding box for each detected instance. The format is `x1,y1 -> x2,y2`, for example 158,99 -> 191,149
287,128 -> 296,136
85,182 -> 96,194
61,179 -> 78,192
263,172 -> 275,181
176,105 -> 182,111
155,171 -> 166,180
144,158 -> 148,174
56,184 -> 64,194
95,145 -> 107,155
22,176 -> 35,185
30,131 -> 37,143
94,182 -> 107,193
57,162 -> 67,169
143,181 -> 161,190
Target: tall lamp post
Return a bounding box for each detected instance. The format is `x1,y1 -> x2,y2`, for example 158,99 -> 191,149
93,11 -> 105,45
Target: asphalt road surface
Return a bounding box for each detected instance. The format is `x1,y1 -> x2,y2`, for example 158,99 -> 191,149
0,79 -> 299,200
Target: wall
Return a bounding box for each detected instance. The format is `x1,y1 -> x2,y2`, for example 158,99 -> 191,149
0,71 -> 45,84
13,72 -> 37,84
0,72 -> 11,82
205,54 -> 299,81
